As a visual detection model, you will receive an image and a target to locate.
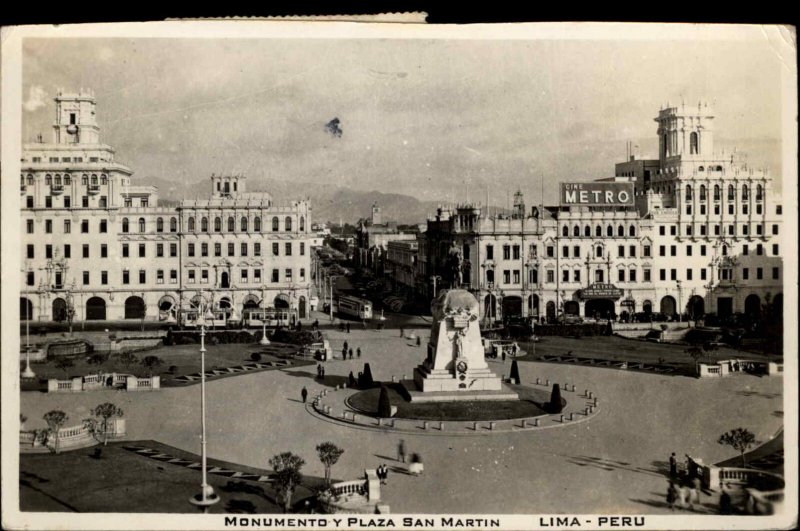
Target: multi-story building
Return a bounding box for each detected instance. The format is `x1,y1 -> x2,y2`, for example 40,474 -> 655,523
420,101 -> 784,324
20,91 -> 312,324
386,240 -> 419,298
354,204 -> 417,274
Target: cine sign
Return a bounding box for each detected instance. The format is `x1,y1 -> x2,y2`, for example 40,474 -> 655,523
561,182 -> 634,206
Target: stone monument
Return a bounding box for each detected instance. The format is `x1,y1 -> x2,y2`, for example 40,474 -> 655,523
402,289 -> 518,402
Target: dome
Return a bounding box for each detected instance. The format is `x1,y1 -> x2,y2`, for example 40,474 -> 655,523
431,289 -> 480,321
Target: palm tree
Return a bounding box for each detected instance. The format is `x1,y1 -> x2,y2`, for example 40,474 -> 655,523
43,410 -> 68,454
269,452 -> 305,513
84,402 -> 124,445
316,442 -> 345,486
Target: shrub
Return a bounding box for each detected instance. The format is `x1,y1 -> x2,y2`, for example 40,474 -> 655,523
548,384 -> 563,414
360,363 -> 374,388
168,365 -> 178,374
251,352 -> 262,362
509,359 -> 521,384
377,385 -> 392,417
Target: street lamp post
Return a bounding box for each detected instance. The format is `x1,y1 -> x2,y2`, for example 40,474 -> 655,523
21,263 -> 35,379
260,286 -> 270,345
676,280 -> 683,323
189,291 -> 220,513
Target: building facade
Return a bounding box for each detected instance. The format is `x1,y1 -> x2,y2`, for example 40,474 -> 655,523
20,91 -> 312,324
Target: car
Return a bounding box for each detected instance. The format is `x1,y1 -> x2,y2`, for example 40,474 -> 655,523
557,314 -> 584,325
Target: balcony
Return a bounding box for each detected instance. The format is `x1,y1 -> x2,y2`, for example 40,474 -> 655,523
20,184 -> 26,195
88,184 -> 101,195
51,184 -> 64,194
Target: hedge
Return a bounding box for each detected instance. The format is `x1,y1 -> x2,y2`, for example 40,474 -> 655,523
534,324 -> 610,337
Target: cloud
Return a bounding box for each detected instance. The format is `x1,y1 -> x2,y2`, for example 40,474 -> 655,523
23,85 -> 47,112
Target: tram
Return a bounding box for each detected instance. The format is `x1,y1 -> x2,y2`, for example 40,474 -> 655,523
337,295 -> 373,320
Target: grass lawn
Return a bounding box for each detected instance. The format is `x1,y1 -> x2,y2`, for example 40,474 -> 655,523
19,440 -> 325,514
345,383 -> 551,421
518,335 -> 773,368
20,342 -> 305,391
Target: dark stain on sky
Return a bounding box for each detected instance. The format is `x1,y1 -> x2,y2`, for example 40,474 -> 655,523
325,117 -> 343,138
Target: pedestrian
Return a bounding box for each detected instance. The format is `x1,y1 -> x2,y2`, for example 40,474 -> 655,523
382,464 -> 389,484
349,348 -> 354,360
313,319 -> 319,331
666,482 -> 678,511
669,452 -> 678,478
357,347 -> 361,358
301,386 -> 308,403
398,439 -> 407,463
343,340 -> 349,352
691,476 -> 702,506
502,348 -> 506,362
348,371 -> 356,387
342,346 -> 348,359
316,364 -> 322,379
346,323 -> 350,333
719,484 -> 732,514
400,326 -> 404,338
297,320 -> 302,332
734,361 -> 740,372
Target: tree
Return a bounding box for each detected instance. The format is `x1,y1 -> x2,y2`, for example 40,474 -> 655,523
509,359 -> 521,385
702,342 -> 719,364
316,442 -> 345,486
55,357 -> 74,377
549,384 -> 563,414
140,355 -> 164,376
83,402 -> 124,446
87,353 -> 108,367
361,363 -> 374,388
718,428 -> 757,467
43,410 -> 68,454
685,346 -> 704,376
118,352 -> 138,368
269,452 -> 305,513
377,385 -> 392,418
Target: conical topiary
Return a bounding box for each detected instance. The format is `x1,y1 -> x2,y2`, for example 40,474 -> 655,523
509,359 -> 521,384
377,385 -> 392,418
362,363 -> 374,388
549,383 -> 563,414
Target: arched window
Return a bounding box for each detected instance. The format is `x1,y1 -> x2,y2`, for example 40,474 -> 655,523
584,225 -> 591,237
698,166 -> 705,172
214,217 -> 222,232
188,217 -> 195,232
562,226 -> 569,237
201,217 -> 208,232
285,216 -> 292,231
299,216 -> 305,232
55,175 -> 62,185
272,216 -> 279,231
82,174 -> 88,185
27,174 -> 34,185
241,216 -> 248,232
596,246 -> 603,257
714,185 -> 720,201
227,217 -> 235,232
716,165 -> 723,171
629,225 -> 636,237
91,174 -> 98,185
617,225 -> 624,237
101,174 -> 107,184
64,174 -> 71,185
606,225 -> 613,237
254,216 -> 261,232
742,185 -> 749,201
138,217 -> 146,232
595,225 -> 602,237
573,226 -> 580,237
685,185 -> 692,200
689,131 -> 699,154
170,217 -> 177,232
756,184 -> 763,200
728,185 -> 735,201
45,174 -> 52,185
700,185 -> 706,201
722,245 -> 728,256
156,217 -> 164,232
122,218 -> 129,233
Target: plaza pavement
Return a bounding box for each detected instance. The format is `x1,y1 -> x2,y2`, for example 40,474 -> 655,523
20,321 -> 783,514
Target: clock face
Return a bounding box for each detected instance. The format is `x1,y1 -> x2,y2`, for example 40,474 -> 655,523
456,361 -> 468,373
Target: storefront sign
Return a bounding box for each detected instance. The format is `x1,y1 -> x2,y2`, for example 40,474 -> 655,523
580,283 -> 624,300
561,182 -> 634,206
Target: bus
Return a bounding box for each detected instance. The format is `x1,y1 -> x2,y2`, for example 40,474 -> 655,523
337,295 -> 373,320
178,309 -> 228,329
243,308 -> 292,328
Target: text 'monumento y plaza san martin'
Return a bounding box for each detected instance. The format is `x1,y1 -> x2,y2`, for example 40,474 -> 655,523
413,101 -> 784,324
19,91 -> 313,325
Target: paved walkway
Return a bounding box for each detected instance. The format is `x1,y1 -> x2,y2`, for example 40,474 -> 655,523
21,325 -> 783,514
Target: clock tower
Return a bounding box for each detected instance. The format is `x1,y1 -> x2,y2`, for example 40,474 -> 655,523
52,90 -> 101,145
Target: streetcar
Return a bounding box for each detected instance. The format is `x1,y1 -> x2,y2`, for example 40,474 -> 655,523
243,308 -> 292,328
337,295 -> 373,320
178,309 -> 228,329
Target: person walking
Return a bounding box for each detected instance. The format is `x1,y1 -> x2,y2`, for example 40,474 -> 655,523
341,346 -> 348,360
320,365 -> 326,379
301,386 -> 308,403
343,340 -> 349,352
501,348 -> 506,362
667,481 -> 678,511
349,348 -> 354,360
669,452 -> 678,478
348,371 -> 356,387
346,323 -> 351,333
357,347 -> 361,358
398,439 -> 407,463
381,464 -> 389,485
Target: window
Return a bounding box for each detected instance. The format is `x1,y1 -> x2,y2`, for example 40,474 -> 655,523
562,246 -> 569,258
546,246 -> 554,258
486,245 -> 494,260
46,245 -> 53,259
45,196 -> 52,208
300,243 -> 305,256
228,243 -> 235,256
124,197 -> 132,207
742,268 -> 749,280
504,245 -> 511,260
157,270 -> 164,284
80,219 -> 88,233
742,185 -> 749,201
27,272 -> 34,286
26,196 -> 33,208
659,245 -> 666,257
139,218 -> 145,232
573,226 -> 580,237
241,243 -> 248,256
772,267 -> 779,280
743,225 -> 749,236
188,270 -> 195,283
686,269 -> 693,281
546,270 -> 555,283
272,269 -> 279,283
45,219 -> 53,233
285,242 -> 292,256
241,217 -> 248,232
644,269 -> 651,282
82,196 -> 89,207
701,225 -> 707,236
214,217 -> 221,232
513,245 -> 520,259
659,226 -> 666,236
670,225 -> 677,236
201,217 -> 208,232
757,244 -> 763,256
214,243 -> 221,257
122,218 -> 129,233
157,218 -> 164,232
756,268 -> 763,280
772,244 -> 779,255
83,271 -> 90,285
618,269 -> 625,282
64,245 -> 71,258
272,217 -> 279,231
188,243 -> 195,257
156,244 -> 164,257
26,219 -> 34,234
300,217 -> 305,232
686,245 -> 692,256
530,245 -> 537,257
573,270 -> 581,282
170,243 -> 177,257
776,205 -> 782,215
618,245 -> 624,258
99,219 -> 107,233
629,268 -> 637,282
660,269 -> 666,281
285,217 -> 292,231
574,246 -> 580,257
701,268 -> 707,281
254,217 -> 261,232
595,246 -> 603,258
728,204 -> 734,215
756,224 -> 763,235
701,245 -> 707,256
743,204 -> 748,215
241,269 -> 248,283
188,217 -> 195,232
505,270 -> 512,284
201,270 -> 209,283
122,244 -> 130,258
170,270 -> 178,284
529,268 -> 538,284
170,217 -> 177,232
643,245 -> 651,257
584,226 -> 591,237
756,204 -> 762,215
273,243 -> 280,256
101,244 -> 108,258
595,270 -> 604,283
300,268 -> 306,281
743,244 -> 749,256
607,226 -> 613,237
82,244 -> 89,258
686,225 -> 693,236
670,269 -> 677,281
122,270 -> 131,284
772,224 -> 778,235
714,225 -> 721,236
285,268 -> 293,281
99,196 -> 107,208
722,245 -> 728,256
686,205 -> 692,215
254,269 -> 262,283
201,243 -> 208,257
26,244 -> 34,259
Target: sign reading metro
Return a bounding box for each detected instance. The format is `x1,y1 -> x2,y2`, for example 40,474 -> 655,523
560,182 -> 634,206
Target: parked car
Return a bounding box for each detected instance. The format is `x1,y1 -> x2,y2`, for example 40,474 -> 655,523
557,314 -> 584,325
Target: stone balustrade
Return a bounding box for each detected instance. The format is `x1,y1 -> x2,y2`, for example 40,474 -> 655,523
19,418 -> 126,453
47,373 -> 159,392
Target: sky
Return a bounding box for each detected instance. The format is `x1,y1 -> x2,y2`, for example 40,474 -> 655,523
22,29 -> 788,207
